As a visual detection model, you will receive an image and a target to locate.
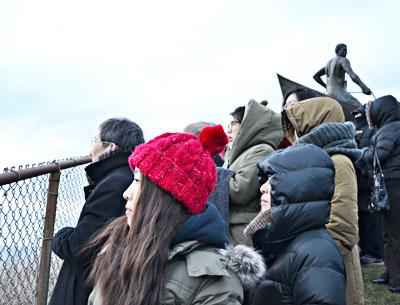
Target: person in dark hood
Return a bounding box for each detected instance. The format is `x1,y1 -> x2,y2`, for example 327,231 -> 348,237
86,132 -> 266,305
49,118 -> 145,305
245,144 -> 346,305
351,105 -> 383,266
362,95 -> 400,294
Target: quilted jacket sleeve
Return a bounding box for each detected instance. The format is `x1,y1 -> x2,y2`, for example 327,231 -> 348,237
363,126 -> 398,165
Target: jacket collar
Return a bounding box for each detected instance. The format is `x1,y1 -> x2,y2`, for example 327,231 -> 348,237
171,203 -> 228,249
296,122 -> 361,162
168,240 -> 203,260
85,150 -> 131,184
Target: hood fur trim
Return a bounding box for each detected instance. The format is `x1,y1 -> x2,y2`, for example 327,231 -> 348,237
218,245 -> 266,289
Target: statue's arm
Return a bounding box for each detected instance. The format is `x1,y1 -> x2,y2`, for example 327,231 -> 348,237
341,58 -> 371,95
313,67 -> 327,89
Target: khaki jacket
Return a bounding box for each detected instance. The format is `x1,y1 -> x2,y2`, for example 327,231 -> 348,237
88,241 -> 265,305
224,100 -> 283,245
285,96 -> 364,305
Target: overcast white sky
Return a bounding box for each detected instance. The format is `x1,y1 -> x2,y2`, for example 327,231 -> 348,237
1,0 -> 399,169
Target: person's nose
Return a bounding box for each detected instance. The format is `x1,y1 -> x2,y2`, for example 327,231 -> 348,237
260,182 -> 269,194
123,186 -> 131,202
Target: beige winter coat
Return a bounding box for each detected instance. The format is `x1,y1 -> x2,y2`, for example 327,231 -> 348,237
285,97 -> 364,305
224,100 -> 283,246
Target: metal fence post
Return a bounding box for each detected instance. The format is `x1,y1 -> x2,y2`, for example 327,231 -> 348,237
35,171 -> 61,305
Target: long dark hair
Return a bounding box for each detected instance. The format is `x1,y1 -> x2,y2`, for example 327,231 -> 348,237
88,175 -> 191,305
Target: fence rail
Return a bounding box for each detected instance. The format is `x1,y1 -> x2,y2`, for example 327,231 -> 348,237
0,156 -> 91,305
1,157 -> 91,185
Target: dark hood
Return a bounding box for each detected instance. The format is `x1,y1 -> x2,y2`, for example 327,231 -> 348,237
255,144 -> 335,261
85,150 -> 132,184
368,95 -> 400,128
171,203 -> 228,248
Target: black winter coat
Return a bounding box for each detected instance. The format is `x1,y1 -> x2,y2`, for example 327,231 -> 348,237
363,95 -> 400,186
252,144 -> 346,305
49,151 -> 133,305
355,127 -> 375,211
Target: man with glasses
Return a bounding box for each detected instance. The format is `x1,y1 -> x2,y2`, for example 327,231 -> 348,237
49,118 -> 144,305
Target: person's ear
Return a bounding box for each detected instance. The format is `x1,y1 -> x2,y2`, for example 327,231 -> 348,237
110,143 -> 117,151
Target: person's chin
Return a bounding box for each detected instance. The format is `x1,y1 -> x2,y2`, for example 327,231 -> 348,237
261,200 -> 269,207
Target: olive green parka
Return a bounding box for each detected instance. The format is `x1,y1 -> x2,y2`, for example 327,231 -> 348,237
88,241 -> 266,305
224,100 -> 283,246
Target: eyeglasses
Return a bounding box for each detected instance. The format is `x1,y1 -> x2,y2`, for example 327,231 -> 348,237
227,120 -> 240,131
91,137 -> 114,147
284,100 -> 298,109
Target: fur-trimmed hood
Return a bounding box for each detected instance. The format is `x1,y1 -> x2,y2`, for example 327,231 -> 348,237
168,240 -> 266,289
219,244 -> 266,289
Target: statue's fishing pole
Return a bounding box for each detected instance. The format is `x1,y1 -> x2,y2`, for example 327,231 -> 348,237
348,91 -> 377,100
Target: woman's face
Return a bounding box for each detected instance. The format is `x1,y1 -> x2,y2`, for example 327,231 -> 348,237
260,180 -> 271,212
123,168 -> 142,227
227,117 -> 241,144
284,93 -> 299,109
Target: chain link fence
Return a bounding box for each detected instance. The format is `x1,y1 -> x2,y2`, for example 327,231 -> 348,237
0,158 -> 90,305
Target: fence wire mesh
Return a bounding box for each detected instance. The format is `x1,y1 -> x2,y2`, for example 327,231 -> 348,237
0,163 -> 88,305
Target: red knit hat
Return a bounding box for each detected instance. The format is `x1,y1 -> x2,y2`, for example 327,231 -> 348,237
128,132 -> 218,214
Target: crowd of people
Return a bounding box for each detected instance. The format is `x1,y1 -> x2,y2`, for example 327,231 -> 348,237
48,90 -> 400,304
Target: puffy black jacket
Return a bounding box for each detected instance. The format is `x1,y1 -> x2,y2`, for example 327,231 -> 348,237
49,151 -> 133,305
363,95 -> 400,186
252,144 -> 346,305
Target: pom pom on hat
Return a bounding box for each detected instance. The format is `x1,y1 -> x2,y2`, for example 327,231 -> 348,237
198,124 -> 229,157
128,132 -> 217,214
